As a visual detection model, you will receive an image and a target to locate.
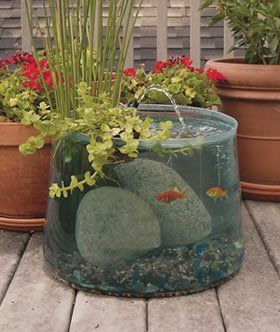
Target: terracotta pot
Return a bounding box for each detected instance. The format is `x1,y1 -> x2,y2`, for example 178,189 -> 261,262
0,123 -> 51,231
205,58 -> 280,201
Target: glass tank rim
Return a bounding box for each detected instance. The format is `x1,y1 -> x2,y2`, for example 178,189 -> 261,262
62,104 -> 237,150
136,104 -> 238,148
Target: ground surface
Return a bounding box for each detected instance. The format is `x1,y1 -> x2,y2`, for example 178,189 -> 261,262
0,201 -> 279,332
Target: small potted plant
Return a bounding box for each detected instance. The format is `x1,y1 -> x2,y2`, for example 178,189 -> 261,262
0,52 -> 52,231
121,55 -> 224,108
201,0 -> 280,201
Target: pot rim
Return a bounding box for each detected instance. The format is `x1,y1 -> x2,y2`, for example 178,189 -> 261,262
0,122 -> 51,146
207,57 -> 280,69
0,121 -> 28,127
206,57 -> 280,89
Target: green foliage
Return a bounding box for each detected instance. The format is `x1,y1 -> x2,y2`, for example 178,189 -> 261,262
200,0 -> 280,64
121,65 -> 221,108
19,83 -> 173,198
0,68 -> 40,122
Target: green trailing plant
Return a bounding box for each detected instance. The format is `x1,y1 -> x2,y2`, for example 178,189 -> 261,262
26,0 -> 143,115
121,56 -> 224,107
19,83 -> 173,198
200,0 -> 280,64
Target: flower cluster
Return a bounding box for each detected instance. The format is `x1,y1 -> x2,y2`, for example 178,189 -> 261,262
0,52 -> 34,68
123,67 -> 136,77
124,56 -> 225,82
0,52 -> 50,123
152,55 -> 202,74
0,52 -> 54,93
0,52 -> 53,93
22,58 -> 53,92
151,56 -> 225,81
121,55 -> 225,108
205,68 -> 225,81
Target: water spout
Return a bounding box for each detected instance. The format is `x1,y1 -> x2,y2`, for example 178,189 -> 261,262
137,84 -> 187,133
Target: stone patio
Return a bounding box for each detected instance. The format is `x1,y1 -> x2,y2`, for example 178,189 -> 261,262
0,201 -> 279,332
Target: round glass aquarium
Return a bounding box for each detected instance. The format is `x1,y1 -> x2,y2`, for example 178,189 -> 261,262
44,105 -> 244,298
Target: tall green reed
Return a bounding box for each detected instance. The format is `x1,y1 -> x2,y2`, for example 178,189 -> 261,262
25,0 -> 143,117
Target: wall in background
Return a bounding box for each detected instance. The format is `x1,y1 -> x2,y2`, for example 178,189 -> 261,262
0,0 -> 240,70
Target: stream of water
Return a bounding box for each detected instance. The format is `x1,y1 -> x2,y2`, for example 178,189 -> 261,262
137,84 -> 187,134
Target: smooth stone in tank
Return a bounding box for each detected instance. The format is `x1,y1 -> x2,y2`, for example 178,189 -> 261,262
113,158 -> 212,247
75,186 -> 161,267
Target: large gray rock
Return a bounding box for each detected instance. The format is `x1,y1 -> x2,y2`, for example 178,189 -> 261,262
113,158 -> 212,247
76,186 -> 161,267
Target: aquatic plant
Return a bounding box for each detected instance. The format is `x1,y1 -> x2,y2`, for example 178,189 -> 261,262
121,55 -> 224,107
26,0 -> 143,115
200,0 -> 280,64
19,83 -> 173,198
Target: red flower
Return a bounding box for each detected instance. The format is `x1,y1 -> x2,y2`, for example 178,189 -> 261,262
42,71 -> 53,88
164,58 -> 173,68
5,52 -> 35,66
39,58 -> 49,69
0,52 -> 35,69
196,68 -> 204,74
180,56 -> 193,68
21,52 -> 35,64
152,61 -> 166,74
22,57 -> 54,93
152,56 -> 198,74
23,63 -> 40,80
206,68 -> 225,81
23,80 -> 43,92
0,60 -> 8,68
123,67 -> 136,77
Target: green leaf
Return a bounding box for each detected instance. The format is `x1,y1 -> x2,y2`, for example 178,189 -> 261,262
70,176 -> 79,190
270,37 -> 279,53
199,0 -> 214,11
209,13 -> 225,27
62,189 -> 68,198
84,171 -> 96,186
77,183 -> 84,191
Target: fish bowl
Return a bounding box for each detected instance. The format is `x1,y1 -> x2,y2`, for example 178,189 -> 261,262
44,105 -> 244,298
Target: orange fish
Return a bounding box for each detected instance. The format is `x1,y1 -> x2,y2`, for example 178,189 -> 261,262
156,188 -> 187,204
207,187 -> 228,200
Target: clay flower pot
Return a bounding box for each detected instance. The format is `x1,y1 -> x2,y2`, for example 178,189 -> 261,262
205,58 -> 280,201
0,123 -> 51,231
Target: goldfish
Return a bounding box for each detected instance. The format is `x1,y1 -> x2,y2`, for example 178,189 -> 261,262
206,187 -> 228,201
156,187 -> 187,204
